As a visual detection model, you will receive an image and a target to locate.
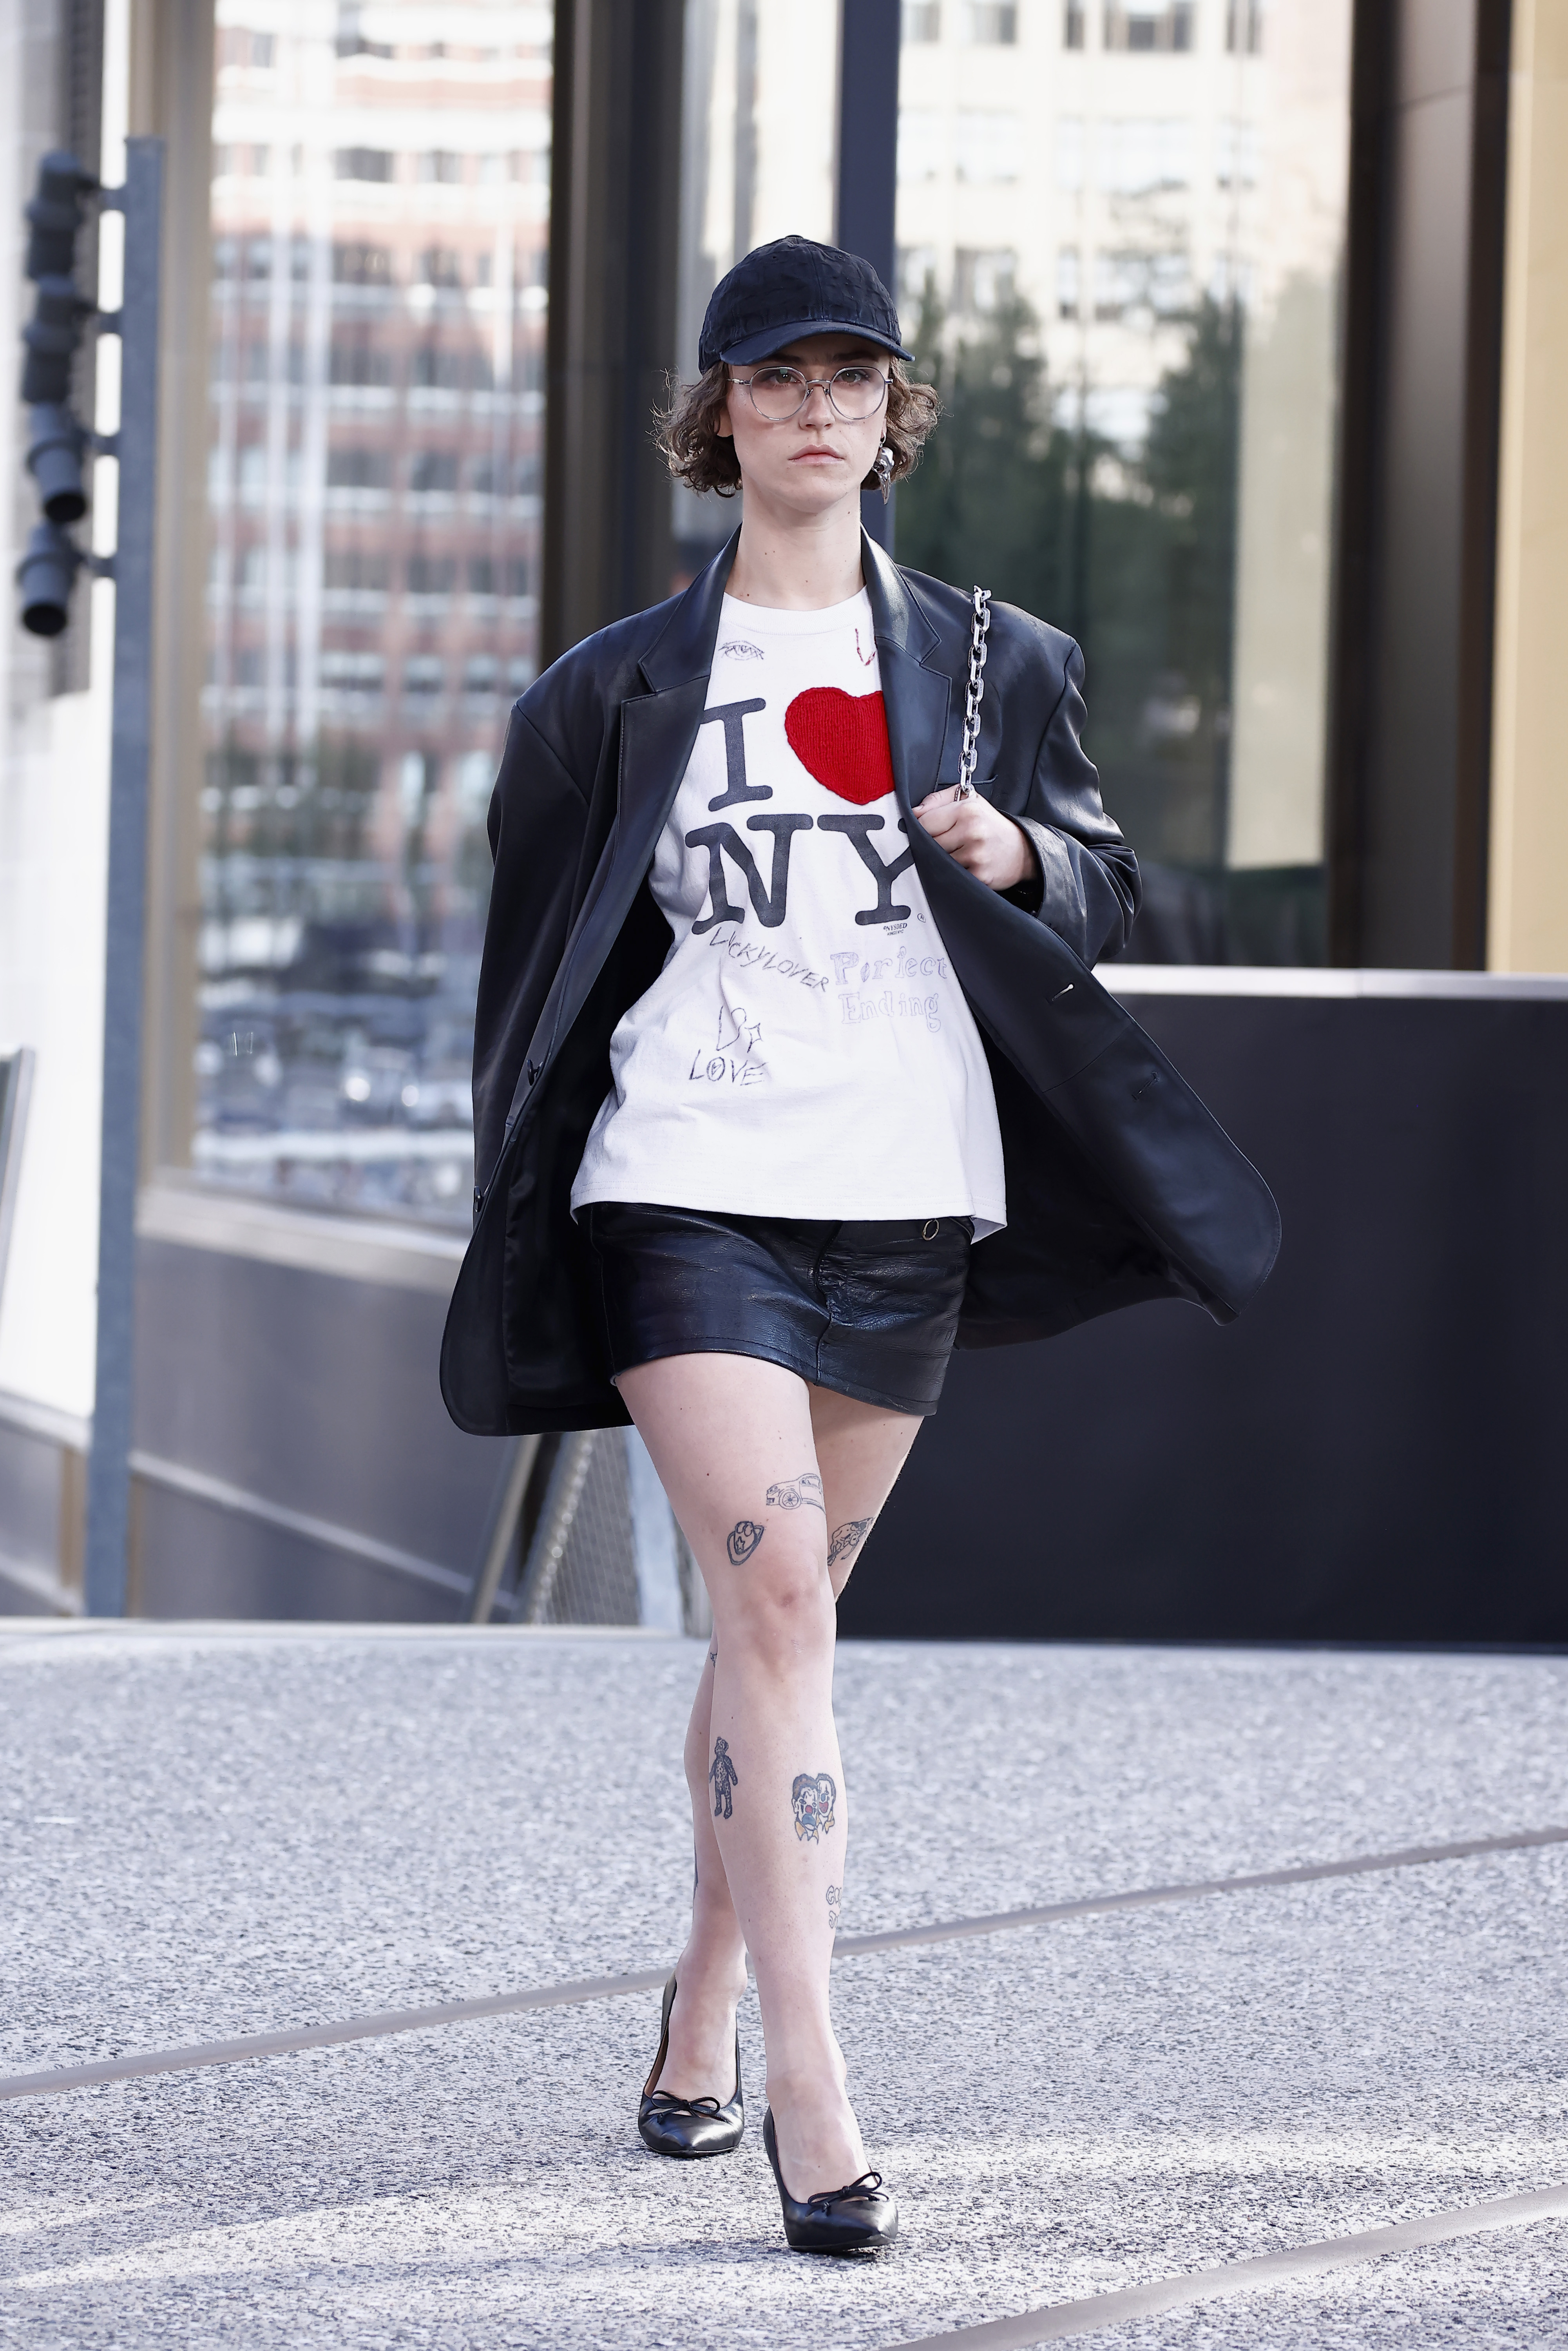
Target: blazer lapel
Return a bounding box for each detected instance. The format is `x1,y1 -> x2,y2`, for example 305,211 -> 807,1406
862,532 -> 951,817
516,536 -> 739,1105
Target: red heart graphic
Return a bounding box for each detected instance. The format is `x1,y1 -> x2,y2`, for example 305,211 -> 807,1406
784,688 -> 895,805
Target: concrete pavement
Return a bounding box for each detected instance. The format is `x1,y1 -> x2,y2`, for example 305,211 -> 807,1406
2,1624 -> 1566,2347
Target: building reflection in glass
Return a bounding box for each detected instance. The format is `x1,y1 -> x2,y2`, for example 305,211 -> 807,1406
895,0 -> 1351,962
198,3 -> 552,1221
673,0 -> 840,583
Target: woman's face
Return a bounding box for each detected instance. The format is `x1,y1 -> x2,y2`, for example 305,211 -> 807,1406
717,332 -> 889,519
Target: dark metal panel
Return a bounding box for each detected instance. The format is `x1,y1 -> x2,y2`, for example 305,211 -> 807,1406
132,1241 -> 499,1604
129,992 -> 1566,1641
1452,4 -> 1512,968
1326,0 -> 1512,971
840,993 -> 1568,1646
1359,84 -> 1473,967
837,0 -> 902,552
541,0 -> 686,660
133,1484 -> 459,1623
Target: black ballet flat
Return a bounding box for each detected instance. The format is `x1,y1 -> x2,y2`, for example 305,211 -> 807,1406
762,2106 -> 899,2253
637,1974 -> 744,2158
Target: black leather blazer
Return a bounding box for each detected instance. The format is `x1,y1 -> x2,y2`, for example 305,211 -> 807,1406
440,529 -> 1279,1436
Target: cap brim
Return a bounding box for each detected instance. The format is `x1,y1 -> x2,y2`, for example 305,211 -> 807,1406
717,317 -> 914,366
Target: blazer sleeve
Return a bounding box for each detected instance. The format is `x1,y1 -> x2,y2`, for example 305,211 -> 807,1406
1010,640 -> 1140,966
469,704 -> 591,1197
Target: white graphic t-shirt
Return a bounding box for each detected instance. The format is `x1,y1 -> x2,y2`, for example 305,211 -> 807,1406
571,589 -> 1006,1234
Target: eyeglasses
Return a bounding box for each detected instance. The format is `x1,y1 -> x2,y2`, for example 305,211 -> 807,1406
730,362 -> 891,424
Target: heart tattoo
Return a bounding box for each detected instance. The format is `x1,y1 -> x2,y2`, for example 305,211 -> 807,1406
726,1520 -> 764,1565
791,1771 -> 838,1843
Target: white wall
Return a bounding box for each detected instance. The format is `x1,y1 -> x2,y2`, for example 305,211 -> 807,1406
0,0 -> 123,1419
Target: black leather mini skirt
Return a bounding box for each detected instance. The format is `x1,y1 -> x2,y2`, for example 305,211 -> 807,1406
583,1201 -> 974,1416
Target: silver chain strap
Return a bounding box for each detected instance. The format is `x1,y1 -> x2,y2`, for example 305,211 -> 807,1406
956,585 -> 992,799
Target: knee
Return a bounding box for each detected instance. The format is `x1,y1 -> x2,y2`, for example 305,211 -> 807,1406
723,1543 -> 833,1675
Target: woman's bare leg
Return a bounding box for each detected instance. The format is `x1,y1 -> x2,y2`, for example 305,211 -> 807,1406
621,1351 -> 921,2195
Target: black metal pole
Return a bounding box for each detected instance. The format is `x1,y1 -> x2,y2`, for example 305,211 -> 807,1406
836,0 -> 902,552
82,137 -> 163,1617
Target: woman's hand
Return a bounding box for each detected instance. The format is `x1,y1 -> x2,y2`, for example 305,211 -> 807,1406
913,786 -> 1039,893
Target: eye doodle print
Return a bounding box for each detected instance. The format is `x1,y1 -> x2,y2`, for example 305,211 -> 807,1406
710,1735 -> 739,1820
764,1471 -> 824,1514
726,1520 -> 764,1566
791,1771 -> 837,1843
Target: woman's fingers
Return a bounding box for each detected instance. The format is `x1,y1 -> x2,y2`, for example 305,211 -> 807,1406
913,791 -> 1034,890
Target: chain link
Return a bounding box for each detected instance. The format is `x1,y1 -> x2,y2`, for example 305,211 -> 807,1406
956,585 -> 992,799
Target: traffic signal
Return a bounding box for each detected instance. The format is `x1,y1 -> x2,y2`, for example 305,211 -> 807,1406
24,150 -> 98,277
25,404 -> 89,523
17,521 -> 82,637
20,276 -> 95,405
14,149 -> 98,636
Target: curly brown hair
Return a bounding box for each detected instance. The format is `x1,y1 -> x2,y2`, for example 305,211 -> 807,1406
658,360 -> 941,499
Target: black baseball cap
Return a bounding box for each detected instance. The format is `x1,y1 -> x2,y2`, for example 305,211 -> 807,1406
698,235 -> 913,371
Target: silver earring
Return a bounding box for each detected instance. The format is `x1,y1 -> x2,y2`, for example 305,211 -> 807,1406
875,439 -> 894,503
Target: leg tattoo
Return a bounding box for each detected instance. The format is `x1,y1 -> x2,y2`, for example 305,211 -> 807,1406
765,1471 -> 825,1514
726,1519 -> 764,1565
791,1771 -> 837,1842
710,1735 -> 739,1819
827,1519 -> 873,1572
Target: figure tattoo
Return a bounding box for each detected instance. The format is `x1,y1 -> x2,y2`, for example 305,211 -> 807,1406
710,1735 -> 739,1820
726,1519 -> 764,1565
827,1519 -> 873,1571
791,1771 -> 837,1843
708,1641 -> 718,1668
765,1471 -> 824,1514
826,1884 -> 842,1934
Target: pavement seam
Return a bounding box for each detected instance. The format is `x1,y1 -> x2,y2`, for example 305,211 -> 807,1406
3,1820 -> 1564,2103
888,2181 -> 1568,2347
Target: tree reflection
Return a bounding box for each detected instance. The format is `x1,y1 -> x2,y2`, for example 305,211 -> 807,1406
898,286 -> 1322,962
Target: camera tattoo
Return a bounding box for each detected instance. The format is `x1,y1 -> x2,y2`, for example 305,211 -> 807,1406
710,1735 -> 739,1820
827,1519 -> 873,1571
791,1771 -> 837,1842
765,1471 -> 825,1514
726,1519 -> 764,1565
826,1884 -> 842,1935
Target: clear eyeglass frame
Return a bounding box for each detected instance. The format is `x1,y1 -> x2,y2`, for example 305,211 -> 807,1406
730,363 -> 891,424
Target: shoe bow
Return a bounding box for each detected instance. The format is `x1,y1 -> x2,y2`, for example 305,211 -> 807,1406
644,2090 -> 725,2118
806,2170 -> 885,2213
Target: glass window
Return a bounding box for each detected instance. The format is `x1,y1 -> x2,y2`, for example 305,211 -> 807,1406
198,2 -> 552,1221
896,0 -> 1352,962
672,0 -> 842,583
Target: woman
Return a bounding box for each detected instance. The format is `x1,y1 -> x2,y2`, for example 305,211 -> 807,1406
442,237 -> 1278,2253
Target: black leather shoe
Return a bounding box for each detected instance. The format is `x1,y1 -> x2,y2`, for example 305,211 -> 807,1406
762,2106 -> 899,2253
637,1974 -> 744,2158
